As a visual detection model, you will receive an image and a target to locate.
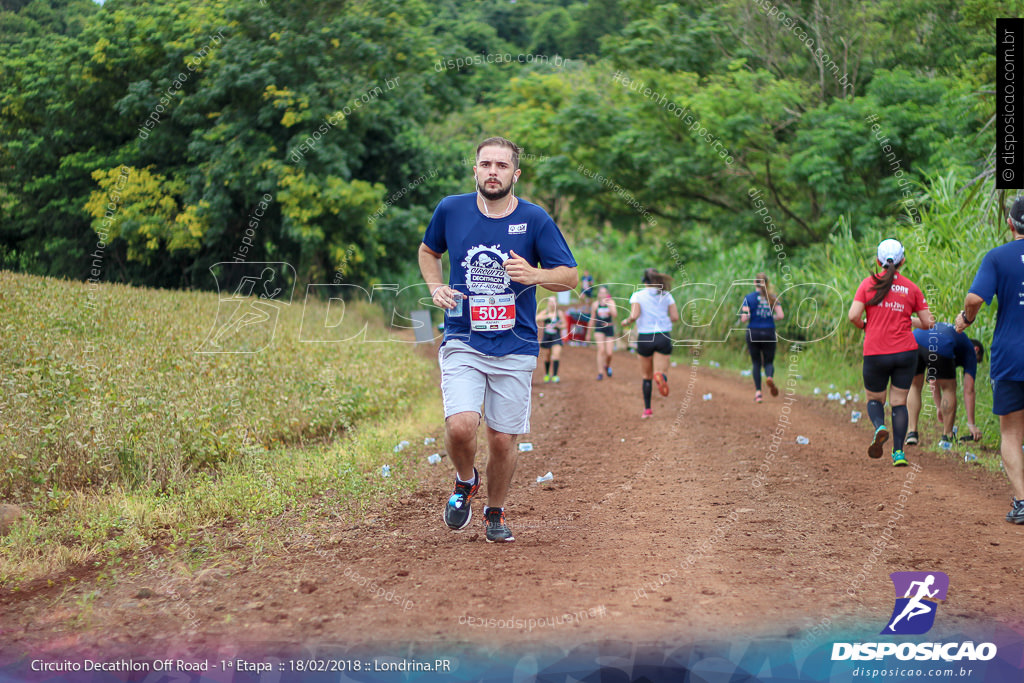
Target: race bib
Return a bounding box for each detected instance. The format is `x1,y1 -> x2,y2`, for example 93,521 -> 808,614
469,293 -> 516,331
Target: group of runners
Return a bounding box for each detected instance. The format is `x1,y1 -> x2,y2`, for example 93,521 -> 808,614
845,227 -> 1024,524
420,136 -> 1024,542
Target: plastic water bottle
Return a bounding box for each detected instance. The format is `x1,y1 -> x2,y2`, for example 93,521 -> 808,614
840,399 -> 847,406
813,387 -> 821,394
424,437 -> 436,445
536,472 -> 553,483
851,411 -> 862,423
939,440 -> 953,451
796,436 -> 810,445
829,383 -> 836,389
703,392 -> 712,401
964,452 -> 978,463
381,465 -> 391,477
427,453 -> 441,465
393,440 -> 409,453
518,442 -> 534,452
448,292 -> 463,317
740,369 -> 752,376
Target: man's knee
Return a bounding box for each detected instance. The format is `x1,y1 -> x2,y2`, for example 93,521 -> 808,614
446,412 -> 480,441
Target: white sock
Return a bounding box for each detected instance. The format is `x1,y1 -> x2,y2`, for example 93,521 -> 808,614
456,470 -> 476,486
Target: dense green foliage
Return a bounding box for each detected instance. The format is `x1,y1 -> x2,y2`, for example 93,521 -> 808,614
1,0 -> 1015,292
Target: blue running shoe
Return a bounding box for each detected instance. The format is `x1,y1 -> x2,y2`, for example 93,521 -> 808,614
891,450 -> 908,467
443,468 -> 479,530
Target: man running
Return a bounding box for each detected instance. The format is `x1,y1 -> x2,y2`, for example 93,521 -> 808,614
906,322 -> 984,446
956,196 -> 1024,524
419,137 -> 577,542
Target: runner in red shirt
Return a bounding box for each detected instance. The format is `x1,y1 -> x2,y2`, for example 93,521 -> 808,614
847,239 -> 935,466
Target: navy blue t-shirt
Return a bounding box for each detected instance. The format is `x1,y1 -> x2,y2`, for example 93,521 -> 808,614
968,239 -> 1024,380
913,322 -> 978,378
743,291 -> 776,329
423,193 -> 577,357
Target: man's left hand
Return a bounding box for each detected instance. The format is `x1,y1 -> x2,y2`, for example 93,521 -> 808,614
504,250 -> 538,285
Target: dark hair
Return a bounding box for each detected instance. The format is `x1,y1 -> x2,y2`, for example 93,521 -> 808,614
476,137 -> 521,170
1011,196 -> 1024,234
867,261 -> 901,306
970,338 -> 985,364
642,267 -> 673,293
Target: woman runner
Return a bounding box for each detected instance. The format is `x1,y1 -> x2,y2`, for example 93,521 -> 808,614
848,239 -> 935,466
622,268 -> 679,418
536,296 -> 564,383
740,272 -> 784,403
588,286 -> 617,380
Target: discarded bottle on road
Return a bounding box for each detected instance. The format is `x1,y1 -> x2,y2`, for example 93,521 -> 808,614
424,437 -> 436,445
518,442 -> 534,452
851,411 -> 862,422
964,452 -> 978,463
703,392 -> 712,401
796,436 -> 810,445
427,453 -> 441,465
939,440 -> 953,451
813,387 -> 821,394
536,471 -> 553,483
381,465 -> 391,477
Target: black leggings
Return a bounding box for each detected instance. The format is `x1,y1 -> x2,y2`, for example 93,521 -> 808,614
746,328 -> 777,392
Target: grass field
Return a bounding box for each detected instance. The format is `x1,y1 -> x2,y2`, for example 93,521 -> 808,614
0,271 -> 442,583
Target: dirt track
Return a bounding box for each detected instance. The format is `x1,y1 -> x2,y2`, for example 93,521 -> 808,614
2,342 -> 1023,669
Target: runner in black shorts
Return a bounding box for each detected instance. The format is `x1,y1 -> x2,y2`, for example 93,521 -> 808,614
587,286 -> 617,380
848,239 -> 934,466
622,268 -> 679,419
905,322 -> 983,446
536,296 -> 564,383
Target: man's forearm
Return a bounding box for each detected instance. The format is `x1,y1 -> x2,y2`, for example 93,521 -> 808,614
419,246 -> 445,294
536,265 -> 578,292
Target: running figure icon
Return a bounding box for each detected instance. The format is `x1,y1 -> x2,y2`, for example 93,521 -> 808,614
881,571 -> 949,635
887,574 -> 939,631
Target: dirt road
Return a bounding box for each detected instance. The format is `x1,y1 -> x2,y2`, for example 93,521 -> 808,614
2,343 -> 1022,680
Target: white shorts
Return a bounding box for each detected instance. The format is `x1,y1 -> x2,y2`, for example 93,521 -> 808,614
439,340 -> 536,434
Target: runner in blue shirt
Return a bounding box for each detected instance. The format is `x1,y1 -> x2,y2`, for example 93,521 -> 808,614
905,322 -> 984,446
739,272 -> 784,403
955,196 -> 1024,524
419,136 -> 577,542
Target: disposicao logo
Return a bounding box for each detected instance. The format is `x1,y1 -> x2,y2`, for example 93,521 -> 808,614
881,571 -> 948,635
831,571 -> 998,662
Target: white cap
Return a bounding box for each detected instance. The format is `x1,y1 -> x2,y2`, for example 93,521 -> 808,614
876,238 -> 904,266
